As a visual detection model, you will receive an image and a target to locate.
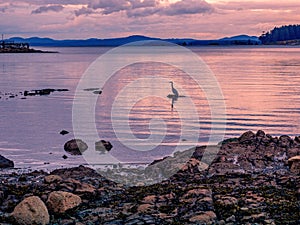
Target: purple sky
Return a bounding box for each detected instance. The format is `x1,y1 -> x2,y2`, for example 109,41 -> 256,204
0,0 -> 299,39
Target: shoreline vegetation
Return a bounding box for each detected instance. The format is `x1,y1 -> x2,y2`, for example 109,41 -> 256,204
0,130 -> 299,224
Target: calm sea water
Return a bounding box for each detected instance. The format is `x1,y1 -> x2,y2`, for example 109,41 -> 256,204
0,46 -> 300,170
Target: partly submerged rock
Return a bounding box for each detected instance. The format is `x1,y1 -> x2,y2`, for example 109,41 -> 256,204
60,130 -> 69,135
47,191 -> 82,214
24,88 -> 69,97
64,139 -> 88,155
95,140 -> 113,153
0,155 -> 14,168
93,90 -> 102,95
12,196 -> 49,225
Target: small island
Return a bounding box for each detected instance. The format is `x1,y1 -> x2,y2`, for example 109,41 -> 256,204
0,40 -> 57,53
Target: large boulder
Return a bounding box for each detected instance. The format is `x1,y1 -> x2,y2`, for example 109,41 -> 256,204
11,196 -> 49,225
64,139 -> 88,155
47,191 -> 82,214
288,156 -> 300,174
0,155 -> 14,168
95,140 -> 113,153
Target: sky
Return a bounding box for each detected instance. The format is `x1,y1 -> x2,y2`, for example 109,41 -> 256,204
0,0 -> 299,39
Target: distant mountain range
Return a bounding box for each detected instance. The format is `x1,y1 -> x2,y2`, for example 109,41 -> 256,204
4,35 -> 261,47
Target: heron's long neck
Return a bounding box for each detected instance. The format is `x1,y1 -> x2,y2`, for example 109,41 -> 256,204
171,83 -> 174,88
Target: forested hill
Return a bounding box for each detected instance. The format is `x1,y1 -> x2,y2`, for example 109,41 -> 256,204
259,25 -> 300,45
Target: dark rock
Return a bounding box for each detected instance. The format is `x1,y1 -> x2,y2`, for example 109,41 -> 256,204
60,130 -> 69,135
64,139 -> 88,155
288,156 -> 300,174
279,135 -> 293,148
83,88 -> 100,91
239,131 -> 256,143
62,155 -> 68,159
95,140 -> 113,153
93,90 -> 102,95
0,155 -> 14,168
24,88 -> 69,97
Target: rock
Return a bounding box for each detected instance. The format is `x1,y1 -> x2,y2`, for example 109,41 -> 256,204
62,155 -> 68,159
93,90 -> 102,95
47,191 -> 82,214
44,175 -> 62,184
11,196 -> 49,225
288,156 -> 300,174
137,204 -> 152,213
83,88 -> 100,91
142,195 -> 156,204
0,155 -> 14,168
60,130 -> 69,135
24,89 -> 69,97
189,211 -> 217,224
239,131 -> 255,143
64,139 -> 88,155
95,140 -> 113,153
279,135 -> 293,148
256,130 -> 265,138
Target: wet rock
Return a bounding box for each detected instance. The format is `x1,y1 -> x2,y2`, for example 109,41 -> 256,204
60,130 -> 69,135
279,135 -> 293,148
46,191 -> 82,214
288,156 -> 300,174
256,130 -> 265,138
239,131 -> 255,143
95,140 -> 113,153
83,88 -> 100,91
11,196 -> 49,225
189,211 -> 217,224
93,90 -> 102,95
0,155 -> 14,168
64,139 -> 88,155
137,204 -> 153,213
44,175 -> 62,184
24,88 -> 69,97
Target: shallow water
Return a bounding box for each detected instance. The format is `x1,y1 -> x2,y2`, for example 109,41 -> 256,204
0,46 -> 300,170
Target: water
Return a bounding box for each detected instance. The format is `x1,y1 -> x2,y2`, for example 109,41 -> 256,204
0,46 -> 300,170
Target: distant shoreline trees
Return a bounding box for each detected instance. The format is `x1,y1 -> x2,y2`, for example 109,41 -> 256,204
259,25 -> 300,45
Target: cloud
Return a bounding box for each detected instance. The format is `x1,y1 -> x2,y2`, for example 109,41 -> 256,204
31,5 -> 64,14
74,7 -> 94,17
0,0 -> 88,5
75,0 -> 213,17
126,7 -> 159,17
0,6 -> 8,12
88,0 -> 131,14
162,0 -> 214,16
129,0 -> 157,9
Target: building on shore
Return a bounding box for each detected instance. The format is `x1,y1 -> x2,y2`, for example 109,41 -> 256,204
1,40 -> 30,51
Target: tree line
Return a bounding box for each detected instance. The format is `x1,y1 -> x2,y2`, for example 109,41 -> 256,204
259,25 -> 300,44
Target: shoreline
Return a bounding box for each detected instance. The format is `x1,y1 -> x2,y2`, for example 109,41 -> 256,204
0,130 -> 299,224
0,48 -> 58,54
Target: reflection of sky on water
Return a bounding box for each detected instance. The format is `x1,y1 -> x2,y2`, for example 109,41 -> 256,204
0,47 -> 300,169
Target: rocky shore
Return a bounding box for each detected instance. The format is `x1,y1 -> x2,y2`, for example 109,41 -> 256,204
0,130 -> 299,224
0,48 -> 58,54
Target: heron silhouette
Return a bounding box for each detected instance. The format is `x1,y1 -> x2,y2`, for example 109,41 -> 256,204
169,81 -> 179,97
168,81 -> 179,109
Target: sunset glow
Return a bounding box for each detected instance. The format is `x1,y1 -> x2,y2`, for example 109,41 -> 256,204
0,0 -> 299,39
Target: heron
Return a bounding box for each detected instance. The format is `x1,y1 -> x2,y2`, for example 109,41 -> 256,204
169,81 -> 179,97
